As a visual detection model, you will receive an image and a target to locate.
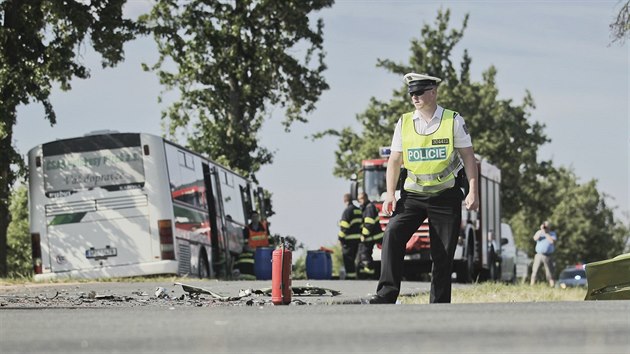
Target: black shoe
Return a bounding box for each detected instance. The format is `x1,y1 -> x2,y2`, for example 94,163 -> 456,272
365,294 -> 394,304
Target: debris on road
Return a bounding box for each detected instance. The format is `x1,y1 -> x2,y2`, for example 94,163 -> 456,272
176,282 -> 342,305
155,287 -> 168,299
242,284 -> 342,297
0,281 -> 347,308
176,282 -> 243,302
292,284 -> 342,297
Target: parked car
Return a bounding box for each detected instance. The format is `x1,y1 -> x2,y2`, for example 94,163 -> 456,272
500,223 -> 531,283
557,265 -> 587,288
515,249 -> 531,282
500,223 -> 517,283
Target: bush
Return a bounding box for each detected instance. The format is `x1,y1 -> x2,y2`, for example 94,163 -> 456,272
7,185 -> 32,278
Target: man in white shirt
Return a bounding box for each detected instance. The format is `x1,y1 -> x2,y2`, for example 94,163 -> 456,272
368,73 -> 479,304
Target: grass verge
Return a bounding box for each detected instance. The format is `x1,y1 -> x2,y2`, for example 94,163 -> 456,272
402,282 -> 587,304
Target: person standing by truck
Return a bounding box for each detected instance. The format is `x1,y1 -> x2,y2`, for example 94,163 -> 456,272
339,193 -> 363,279
530,220 -> 557,287
357,192 -> 384,278
368,73 -> 479,304
235,211 -> 271,279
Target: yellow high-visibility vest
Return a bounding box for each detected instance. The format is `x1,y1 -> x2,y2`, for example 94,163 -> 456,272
401,109 -> 462,195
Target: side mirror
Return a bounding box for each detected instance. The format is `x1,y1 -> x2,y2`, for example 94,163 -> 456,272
501,237 -> 509,246
350,181 -> 358,201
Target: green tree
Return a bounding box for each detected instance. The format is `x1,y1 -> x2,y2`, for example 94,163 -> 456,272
328,242 -> 343,278
142,0 -> 333,178
7,185 -> 30,278
317,9 -> 550,219
0,0 -> 139,276
610,0 -> 630,44
510,167 -> 629,274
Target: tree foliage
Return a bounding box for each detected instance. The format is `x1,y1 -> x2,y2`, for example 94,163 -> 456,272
510,167 -> 629,273
0,0 -> 139,276
7,185 -> 30,278
142,0 -> 333,178
610,0 -> 630,45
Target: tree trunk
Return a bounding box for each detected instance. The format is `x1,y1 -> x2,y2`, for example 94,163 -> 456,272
0,0 -> 22,277
0,107 -> 16,277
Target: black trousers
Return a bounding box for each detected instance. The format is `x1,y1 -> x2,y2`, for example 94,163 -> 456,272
341,241 -> 360,279
376,187 -> 463,303
357,241 -> 376,279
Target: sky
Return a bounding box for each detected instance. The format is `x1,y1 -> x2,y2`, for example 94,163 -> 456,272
13,1 -> 629,251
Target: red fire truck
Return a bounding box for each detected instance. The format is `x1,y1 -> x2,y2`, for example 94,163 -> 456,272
351,147 -> 504,283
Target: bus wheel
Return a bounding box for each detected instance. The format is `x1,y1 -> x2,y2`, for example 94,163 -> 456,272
199,251 -> 210,279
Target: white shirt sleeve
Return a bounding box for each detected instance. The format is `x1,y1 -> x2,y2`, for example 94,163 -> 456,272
453,114 -> 472,148
390,117 -> 403,152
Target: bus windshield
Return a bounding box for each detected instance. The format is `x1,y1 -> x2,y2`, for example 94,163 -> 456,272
42,134 -> 145,197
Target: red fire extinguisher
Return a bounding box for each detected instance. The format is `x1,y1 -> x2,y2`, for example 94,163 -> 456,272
272,237 -> 292,305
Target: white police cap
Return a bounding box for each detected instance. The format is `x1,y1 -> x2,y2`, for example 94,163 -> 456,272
403,73 -> 442,93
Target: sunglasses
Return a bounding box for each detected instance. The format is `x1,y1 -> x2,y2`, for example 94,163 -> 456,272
409,88 -> 433,97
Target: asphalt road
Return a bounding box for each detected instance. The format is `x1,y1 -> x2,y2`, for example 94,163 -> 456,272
1,281 -> 629,353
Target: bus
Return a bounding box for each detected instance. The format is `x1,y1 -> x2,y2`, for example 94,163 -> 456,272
28,131 -> 271,281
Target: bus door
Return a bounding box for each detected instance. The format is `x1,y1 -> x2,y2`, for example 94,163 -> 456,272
255,186 -> 273,221
203,163 -> 228,278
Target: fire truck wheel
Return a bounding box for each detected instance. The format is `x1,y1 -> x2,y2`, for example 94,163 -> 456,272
456,236 -> 475,283
487,248 -> 499,281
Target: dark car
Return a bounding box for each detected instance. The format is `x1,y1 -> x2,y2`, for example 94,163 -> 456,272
557,265 -> 587,288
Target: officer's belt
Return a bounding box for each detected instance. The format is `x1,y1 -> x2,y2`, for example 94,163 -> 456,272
406,154 -> 462,183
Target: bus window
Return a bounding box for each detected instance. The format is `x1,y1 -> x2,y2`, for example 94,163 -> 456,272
168,149 -> 206,210
220,171 -> 246,225
42,134 -> 145,196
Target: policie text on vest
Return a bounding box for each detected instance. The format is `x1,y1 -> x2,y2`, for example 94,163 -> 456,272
407,146 -> 447,162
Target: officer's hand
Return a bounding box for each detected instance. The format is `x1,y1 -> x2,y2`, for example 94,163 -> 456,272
464,191 -> 479,211
382,193 -> 396,216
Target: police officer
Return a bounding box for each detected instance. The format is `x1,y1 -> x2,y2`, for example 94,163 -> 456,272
368,73 -> 479,304
357,192 -> 384,279
338,193 -> 363,279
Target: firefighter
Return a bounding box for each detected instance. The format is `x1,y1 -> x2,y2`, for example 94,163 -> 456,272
368,73 -> 479,304
357,192 -> 384,279
338,193 -> 363,279
246,211 -> 272,249
235,211 -> 271,280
